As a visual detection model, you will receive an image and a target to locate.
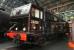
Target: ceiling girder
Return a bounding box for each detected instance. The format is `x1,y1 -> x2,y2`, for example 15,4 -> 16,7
48,1 -> 74,10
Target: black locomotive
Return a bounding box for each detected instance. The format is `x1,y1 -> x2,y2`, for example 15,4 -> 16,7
0,10 -> 10,39
6,3 -> 69,46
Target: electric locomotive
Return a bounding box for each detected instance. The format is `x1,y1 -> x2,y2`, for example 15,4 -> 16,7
6,3 -> 69,46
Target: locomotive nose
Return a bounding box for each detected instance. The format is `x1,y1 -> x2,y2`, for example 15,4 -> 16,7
6,31 -> 17,38
6,32 -> 27,41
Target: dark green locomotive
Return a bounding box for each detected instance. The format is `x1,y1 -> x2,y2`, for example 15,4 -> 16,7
6,3 -> 69,46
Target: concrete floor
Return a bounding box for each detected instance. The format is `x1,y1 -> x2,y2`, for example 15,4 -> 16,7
0,40 -> 70,50
42,41 -> 69,50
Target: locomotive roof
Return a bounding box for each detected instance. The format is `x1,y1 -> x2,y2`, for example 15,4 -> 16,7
31,4 -> 43,11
